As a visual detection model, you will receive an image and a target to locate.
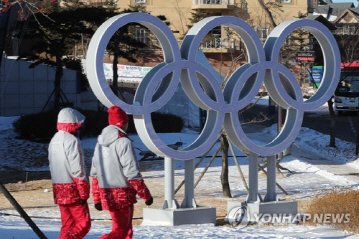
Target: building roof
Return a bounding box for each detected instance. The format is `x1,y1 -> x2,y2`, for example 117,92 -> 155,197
318,0 -> 331,4
333,8 -> 359,23
316,3 -> 354,14
318,0 -> 354,8
307,15 -> 337,30
350,7 -> 359,15
312,2 -> 357,21
326,0 -> 359,7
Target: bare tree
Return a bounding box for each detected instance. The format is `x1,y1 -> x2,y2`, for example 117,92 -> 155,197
336,27 -> 359,64
328,26 -> 359,147
256,0 -> 277,28
172,0 -> 190,39
220,133 -> 231,197
327,97 -> 336,147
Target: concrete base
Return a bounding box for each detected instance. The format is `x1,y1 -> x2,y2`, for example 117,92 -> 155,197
142,207 -> 216,226
227,200 -> 297,222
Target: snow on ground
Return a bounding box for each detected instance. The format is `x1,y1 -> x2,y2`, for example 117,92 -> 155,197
1,114 -> 359,238
253,95 -> 330,113
259,124 -> 359,167
0,116 -> 19,130
0,215 -> 356,239
255,124 -> 359,171
0,117 -> 49,171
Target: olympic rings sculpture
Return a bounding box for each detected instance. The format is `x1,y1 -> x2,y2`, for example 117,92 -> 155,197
86,13 -> 340,159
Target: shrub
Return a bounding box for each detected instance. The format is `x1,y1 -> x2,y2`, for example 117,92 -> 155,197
13,111 -> 58,142
13,109 -> 184,142
150,112 -> 184,133
307,190 -> 359,233
80,110 -> 109,137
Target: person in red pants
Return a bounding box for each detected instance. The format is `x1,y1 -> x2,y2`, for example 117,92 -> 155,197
91,106 -> 153,239
48,108 -> 91,239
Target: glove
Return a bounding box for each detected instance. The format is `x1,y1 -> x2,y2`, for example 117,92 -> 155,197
145,197 -> 153,206
95,203 -> 103,211
79,199 -> 87,205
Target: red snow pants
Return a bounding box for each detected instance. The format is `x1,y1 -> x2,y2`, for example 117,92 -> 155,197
58,202 -> 91,239
100,205 -> 134,239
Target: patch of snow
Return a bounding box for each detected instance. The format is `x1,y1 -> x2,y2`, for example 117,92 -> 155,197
1,115 -> 359,237
282,158 -> 357,186
253,96 -> 329,113
261,124 -> 359,166
0,116 -> 19,130
0,117 -> 48,171
252,95 -> 269,106
0,215 -> 355,239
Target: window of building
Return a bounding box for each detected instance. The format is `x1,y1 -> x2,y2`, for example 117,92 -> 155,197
200,0 -> 222,4
257,27 -> 269,40
135,0 -> 146,3
135,28 -> 146,44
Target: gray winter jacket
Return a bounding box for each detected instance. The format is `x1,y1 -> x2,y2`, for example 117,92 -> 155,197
90,125 -> 152,210
48,131 -> 90,204
49,132 -> 87,182
90,125 -> 142,188
48,108 -> 89,205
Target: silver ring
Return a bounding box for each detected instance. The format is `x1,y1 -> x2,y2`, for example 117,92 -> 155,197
86,13 -> 340,158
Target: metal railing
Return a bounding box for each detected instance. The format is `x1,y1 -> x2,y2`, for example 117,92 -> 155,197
202,37 -> 222,49
192,0 -> 235,5
177,37 -> 236,50
335,26 -> 358,35
87,0 -> 107,7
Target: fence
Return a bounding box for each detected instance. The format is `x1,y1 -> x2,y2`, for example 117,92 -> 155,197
178,38 -> 236,49
0,57 -> 81,116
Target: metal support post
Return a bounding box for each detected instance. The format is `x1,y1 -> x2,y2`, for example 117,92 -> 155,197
247,152 -> 260,203
163,157 -> 178,209
0,182 -> 47,239
264,155 -> 277,202
181,159 -> 197,208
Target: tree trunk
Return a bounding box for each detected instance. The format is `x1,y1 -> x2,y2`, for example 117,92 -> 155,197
54,51 -> 63,111
256,0 -> 277,28
327,97 -> 336,147
112,39 -> 119,96
220,133 -> 232,198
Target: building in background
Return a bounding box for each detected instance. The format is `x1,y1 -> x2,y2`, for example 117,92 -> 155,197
117,0 -> 310,46
311,1 -> 356,21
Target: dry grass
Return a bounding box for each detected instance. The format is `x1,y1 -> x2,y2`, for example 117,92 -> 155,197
307,190 -> 359,233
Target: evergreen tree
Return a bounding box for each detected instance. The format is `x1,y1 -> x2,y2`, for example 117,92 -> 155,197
107,4 -> 168,97
18,4 -> 114,110
280,12 -> 314,86
106,4 -> 146,98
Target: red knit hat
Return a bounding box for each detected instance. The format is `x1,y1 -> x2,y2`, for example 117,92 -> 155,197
108,106 -> 129,127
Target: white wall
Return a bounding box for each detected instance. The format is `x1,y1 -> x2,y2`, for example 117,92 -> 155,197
157,85 -> 200,128
0,57 -> 81,116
